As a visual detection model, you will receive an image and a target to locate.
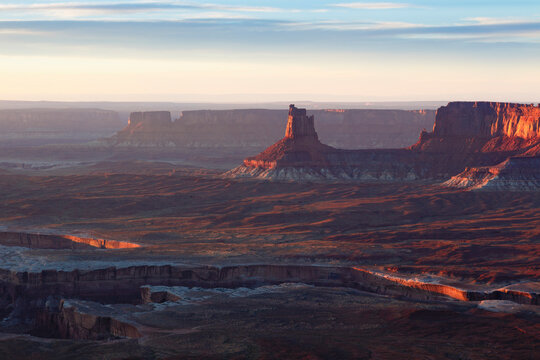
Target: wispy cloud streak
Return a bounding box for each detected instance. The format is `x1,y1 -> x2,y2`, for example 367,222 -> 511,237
332,2 -> 412,10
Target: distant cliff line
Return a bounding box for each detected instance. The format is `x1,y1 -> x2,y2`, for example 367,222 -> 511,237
105,108 -> 435,150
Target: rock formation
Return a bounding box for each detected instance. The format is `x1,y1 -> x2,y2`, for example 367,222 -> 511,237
432,102 -> 540,139
128,111 -> 172,126
227,105 -> 422,181
444,156 -> 540,191
105,108 -> 435,150
0,231 -> 140,249
414,102 -> 540,190
228,102 -> 540,186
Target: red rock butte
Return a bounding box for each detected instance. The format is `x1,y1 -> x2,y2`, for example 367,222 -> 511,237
242,104 -> 335,170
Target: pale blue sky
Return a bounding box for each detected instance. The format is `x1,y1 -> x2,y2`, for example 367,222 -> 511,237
1,1 -> 539,101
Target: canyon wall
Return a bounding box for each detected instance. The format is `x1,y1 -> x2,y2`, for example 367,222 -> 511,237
1,264 -> 536,307
0,232 -> 140,250
433,102 -> 540,139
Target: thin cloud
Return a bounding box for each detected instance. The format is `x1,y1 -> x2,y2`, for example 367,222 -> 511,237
463,17 -> 536,26
332,2 -> 412,10
282,20 -> 423,31
0,1 -> 283,14
0,28 -> 50,36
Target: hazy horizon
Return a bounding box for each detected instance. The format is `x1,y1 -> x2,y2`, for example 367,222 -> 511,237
1,0 -> 539,102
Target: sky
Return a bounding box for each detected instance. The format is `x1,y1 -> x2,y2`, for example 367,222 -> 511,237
0,0 -> 539,102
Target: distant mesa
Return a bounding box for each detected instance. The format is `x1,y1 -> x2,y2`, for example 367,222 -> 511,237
103,108 -> 435,150
227,102 -> 540,189
128,111 -> 172,126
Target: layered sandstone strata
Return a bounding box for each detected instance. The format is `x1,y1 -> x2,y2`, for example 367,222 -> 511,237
444,156 -> 540,191
432,102 -> 540,139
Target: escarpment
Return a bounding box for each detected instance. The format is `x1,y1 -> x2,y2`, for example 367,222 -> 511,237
0,231 -> 140,249
416,102 -> 540,189
432,102 -> 540,139
1,262 -> 537,341
1,264 -> 536,309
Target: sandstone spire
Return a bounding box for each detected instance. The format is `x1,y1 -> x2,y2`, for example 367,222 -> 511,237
284,104 -> 318,140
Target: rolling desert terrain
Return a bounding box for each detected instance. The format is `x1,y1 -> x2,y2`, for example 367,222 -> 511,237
0,103 -> 538,359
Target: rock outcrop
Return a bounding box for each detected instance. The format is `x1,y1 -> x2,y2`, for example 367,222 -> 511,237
36,298 -> 141,340
415,102 -> 540,190
411,102 -> 540,155
444,156 -> 540,191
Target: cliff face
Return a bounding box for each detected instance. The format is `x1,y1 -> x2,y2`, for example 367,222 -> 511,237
433,102 -> 540,139
284,105 -> 318,140
128,111 -> 172,126
412,102 -> 540,154
0,231 -> 140,250
412,102 -> 540,189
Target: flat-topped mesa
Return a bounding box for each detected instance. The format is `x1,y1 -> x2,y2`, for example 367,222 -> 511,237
128,111 -> 172,126
433,102 -> 540,139
284,104 -> 318,140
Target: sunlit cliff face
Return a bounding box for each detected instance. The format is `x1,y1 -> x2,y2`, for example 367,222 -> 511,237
434,102 -> 540,139
0,232 -> 140,250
